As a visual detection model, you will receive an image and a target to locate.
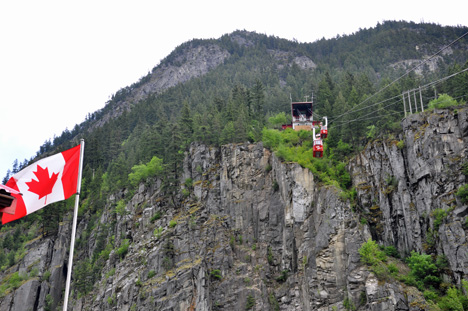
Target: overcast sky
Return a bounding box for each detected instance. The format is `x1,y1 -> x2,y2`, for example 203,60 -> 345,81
1,0 -> 467,180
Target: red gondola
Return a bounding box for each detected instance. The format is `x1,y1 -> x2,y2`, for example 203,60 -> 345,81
320,126 -> 328,139
312,128 -> 323,158
320,117 -> 328,139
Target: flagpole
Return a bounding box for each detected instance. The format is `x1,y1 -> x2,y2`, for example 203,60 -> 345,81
63,139 -> 85,311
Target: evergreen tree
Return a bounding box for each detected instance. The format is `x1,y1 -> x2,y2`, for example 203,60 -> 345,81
2,169 -> 11,184
163,122 -> 184,207
220,121 -> 236,145
334,92 -> 352,144
234,105 -> 250,142
178,101 -> 194,149
317,72 -> 335,117
251,79 -> 266,125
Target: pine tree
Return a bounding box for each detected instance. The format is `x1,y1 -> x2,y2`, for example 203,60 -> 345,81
220,121 -> 236,145
178,101 -> 194,149
234,105 -> 250,142
163,122 -> 183,207
317,72 -> 334,117
251,79 -> 265,125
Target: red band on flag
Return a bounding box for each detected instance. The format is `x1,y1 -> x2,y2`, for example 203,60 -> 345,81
61,145 -> 81,199
1,144 -> 81,225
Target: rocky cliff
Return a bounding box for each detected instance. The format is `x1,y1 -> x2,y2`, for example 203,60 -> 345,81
1,106 -> 468,310
350,106 -> 468,283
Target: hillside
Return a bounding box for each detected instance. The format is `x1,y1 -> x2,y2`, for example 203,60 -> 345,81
1,21 -> 468,310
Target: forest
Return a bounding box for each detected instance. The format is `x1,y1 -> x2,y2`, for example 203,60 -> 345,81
1,20 -> 468,306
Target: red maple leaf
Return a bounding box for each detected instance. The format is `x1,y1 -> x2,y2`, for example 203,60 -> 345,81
26,165 -> 59,203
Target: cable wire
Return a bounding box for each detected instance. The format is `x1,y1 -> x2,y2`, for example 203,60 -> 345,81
329,30 -> 468,124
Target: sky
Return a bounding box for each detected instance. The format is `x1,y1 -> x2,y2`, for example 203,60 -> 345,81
1,0 -> 467,180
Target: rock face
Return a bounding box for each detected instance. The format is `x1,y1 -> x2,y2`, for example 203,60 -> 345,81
2,107 -> 468,310
350,106 -> 468,283
68,142 -> 373,311
92,43 -> 230,128
133,44 -> 230,102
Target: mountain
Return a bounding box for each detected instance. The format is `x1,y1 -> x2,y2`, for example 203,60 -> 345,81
1,21 -> 468,310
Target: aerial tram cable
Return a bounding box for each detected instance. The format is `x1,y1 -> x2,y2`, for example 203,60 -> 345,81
332,98 -> 403,125
332,110 -> 403,129
330,30 -> 468,125
413,67 -> 468,92
332,93 -> 403,120
330,64 -> 468,126
334,68 -> 468,128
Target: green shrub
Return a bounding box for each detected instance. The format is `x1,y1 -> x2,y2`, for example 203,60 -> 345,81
396,140 -> 405,149
269,293 -> 280,311
436,254 -> 449,270
456,184 -> 468,204
154,226 -> 163,239
359,291 -> 367,306
150,212 -> 162,223
438,287 -> 464,311
169,220 -> 177,228
272,180 -> 279,192
432,208 -> 449,231
267,112 -> 289,129
8,272 -> 26,290
267,246 -> 274,265
428,94 -> 459,110
383,245 -> 400,258
115,200 -> 126,216
359,239 -> 400,280
423,289 -> 439,302
184,178 -> 193,188
359,239 -> 387,266
42,270 -> 51,282
387,263 -> 399,275
405,251 -> 440,290
366,125 -> 377,140
424,228 -> 438,251
462,162 -> 468,177
147,270 -> 156,278
128,156 -> 164,187
44,294 -> 53,311
106,268 -> 115,278
29,267 -> 39,278
99,237 -> 114,261
343,296 -> 355,311
229,235 -> 235,248
210,269 -> 222,280
245,294 -> 255,310
275,270 -> 288,283
116,239 -> 130,259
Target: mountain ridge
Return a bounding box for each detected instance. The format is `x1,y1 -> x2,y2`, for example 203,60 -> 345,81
79,22 -> 467,133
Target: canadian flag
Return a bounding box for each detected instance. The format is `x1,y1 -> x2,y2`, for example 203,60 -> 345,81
2,144 -> 81,224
